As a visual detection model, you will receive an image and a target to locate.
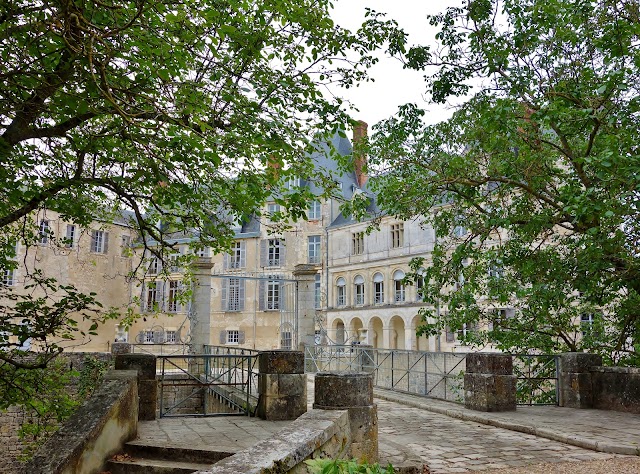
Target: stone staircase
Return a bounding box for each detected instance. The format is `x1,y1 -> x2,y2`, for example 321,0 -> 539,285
105,440 -> 234,474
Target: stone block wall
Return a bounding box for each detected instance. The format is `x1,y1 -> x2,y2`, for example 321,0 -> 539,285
464,353 -> 516,412
160,374 -> 204,416
0,352 -> 113,474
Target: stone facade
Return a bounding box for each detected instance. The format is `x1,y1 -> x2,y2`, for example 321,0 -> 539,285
256,351 -> 307,421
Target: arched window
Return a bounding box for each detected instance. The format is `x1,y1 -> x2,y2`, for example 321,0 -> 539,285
373,272 -> 384,304
393,270 -> 405,303
336,277 -> 346,306
354,275 -> 365,305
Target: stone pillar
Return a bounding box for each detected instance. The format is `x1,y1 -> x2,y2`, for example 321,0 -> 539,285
111,342 -> 132,355
313,372 -> 378,463
115,353 -> 157,420
464,353 -> 516,412
257,351 -> 307,421
293,264 -> 317,351
359,345 -> 375,373
382,327 -> 393,349
191,257 -> 213,353
558,352 -> 602,408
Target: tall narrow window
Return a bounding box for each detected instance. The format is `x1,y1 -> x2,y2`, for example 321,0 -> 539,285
391,223 -> 404,248
314,274 -> 321,309
267,203 -> 280,218
267,277 -> 280,310
308,200 -> 321,220
581,313 -> 595,336
453,216 -> 468,237
91,230 -> 109,253
354,275 -> 365,305
373,273 -> 384,304
65,224 -> 76,248
39,220 -> 51,244
352,232 -> 364,255
268,239 -> 281,266
222,278 -> 245,311
416,272 -> 425,301
280,331 -> 292,350
148,257 -> 160,275
120,235 -> 131,257
393,270 -> 405,302
229,242 -> 242,268
2,268 -> 15,286
336,277 -> 346,306
146,284 -> 157,312
308,235 -> 321,264
167,281 -> 179,313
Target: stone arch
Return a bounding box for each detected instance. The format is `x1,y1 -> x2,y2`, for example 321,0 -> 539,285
332,318 -> 345,345
349,317 -> 364,343
368,316 -> 383,348
389,315 -> 406,350
411,314 -> 430,352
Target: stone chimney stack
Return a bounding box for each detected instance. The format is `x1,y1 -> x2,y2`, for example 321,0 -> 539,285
353,120 -> 368,188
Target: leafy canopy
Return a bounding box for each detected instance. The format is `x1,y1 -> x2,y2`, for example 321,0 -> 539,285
369,0 -> 640,363
0,0 -> 404,405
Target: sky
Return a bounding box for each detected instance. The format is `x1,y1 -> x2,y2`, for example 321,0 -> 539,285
330,0 -> 461,129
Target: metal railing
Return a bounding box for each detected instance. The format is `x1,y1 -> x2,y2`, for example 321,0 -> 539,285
157,352 -> 258,417
513,354 -> 559,406
305,345 -> 468,403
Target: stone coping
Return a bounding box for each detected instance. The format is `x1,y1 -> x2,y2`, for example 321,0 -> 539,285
195,409 -> 350,474
373,388 -> 640,456
591,366 -> 640,374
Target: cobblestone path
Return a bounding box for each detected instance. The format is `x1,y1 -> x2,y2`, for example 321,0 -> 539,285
376,398 -> 622,473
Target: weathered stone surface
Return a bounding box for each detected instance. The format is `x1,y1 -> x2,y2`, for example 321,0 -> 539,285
257,372 -> 307,420
23,370 -> 138,474
197,409 -> 350,474
313,372 -> 373,408
258,373 -> 306,397
557,352 -> 602,409
592,366 -> 640,414
111,342 -> 132,355
313,372 -> 378,463
258,350 -> 305,374
559,352 -> 603,374
466,353 -> 513,375
464,373 -> 517,412
115,353 -> 157,380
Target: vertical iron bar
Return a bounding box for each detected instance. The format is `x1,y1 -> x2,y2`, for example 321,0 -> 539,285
159,356 -> 165,418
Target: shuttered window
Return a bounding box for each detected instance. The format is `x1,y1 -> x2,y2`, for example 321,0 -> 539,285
221,278 -> 245,311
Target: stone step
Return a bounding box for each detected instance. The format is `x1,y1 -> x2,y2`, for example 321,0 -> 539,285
106,456 -> 213,474
122,441 -> 234,464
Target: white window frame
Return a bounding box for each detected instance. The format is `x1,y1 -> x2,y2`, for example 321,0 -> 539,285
91,229 -> 108,253
145,285 -> 157,312
308,235 -> 321,264
373,273 -> 384,304
336,277 -> 346,306
228,278 -> 241,311
196,247 -> 210,257
2,268 -> 15,287
268,239 -> 281,267
65,224 -> 76,248
394,270 -> 405,302
314,274 -> 321,309
280,330 -> 292,350
167,281 -> 179,313
354,275 -> 365,306
267,203 -> 280,217
227,329 -> 240,345
267,278 -> 280,310
39,220 -> 51,245
308,200 -> 321,220
165,330 -> 177,344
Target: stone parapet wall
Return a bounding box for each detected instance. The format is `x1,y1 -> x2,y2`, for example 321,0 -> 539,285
591,366 -> 640,414
22,369 -> 138,474
0,352 -> 113,474
195,409 -> 350,474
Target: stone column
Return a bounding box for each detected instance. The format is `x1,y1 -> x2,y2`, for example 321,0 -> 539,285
382,327 -> 394,349
558,352 -> 602,408
257,351 -> 307,421
464,353 -> 516,412
191,257 -> 213,354
313,372 -> 378,463
115,353 -> 157,420
293,264 -> 317,351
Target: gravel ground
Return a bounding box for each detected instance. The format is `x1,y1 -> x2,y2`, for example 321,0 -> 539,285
482,457 -> 640,474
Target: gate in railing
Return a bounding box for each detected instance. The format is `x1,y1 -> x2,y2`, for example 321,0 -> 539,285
157,350 -> 258,417
513,354 -> 559,406
304,345 -> 468,403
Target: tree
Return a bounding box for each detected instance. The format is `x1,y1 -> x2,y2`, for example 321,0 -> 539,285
368,0 -> 640,364
0,0 -> 404,408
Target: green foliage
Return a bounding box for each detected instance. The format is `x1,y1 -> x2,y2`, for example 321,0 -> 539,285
305,458 -> 395,474
0,0 -> 405,420
77,355 -> 113,399
371,0 -> 640,364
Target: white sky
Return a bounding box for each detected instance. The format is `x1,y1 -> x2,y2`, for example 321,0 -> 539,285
330,0 -> 462,128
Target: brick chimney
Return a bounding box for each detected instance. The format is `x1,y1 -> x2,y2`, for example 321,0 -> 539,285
353,120 -> 368,188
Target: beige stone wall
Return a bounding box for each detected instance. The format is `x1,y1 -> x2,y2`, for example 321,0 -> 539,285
6,210 -> 135,352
